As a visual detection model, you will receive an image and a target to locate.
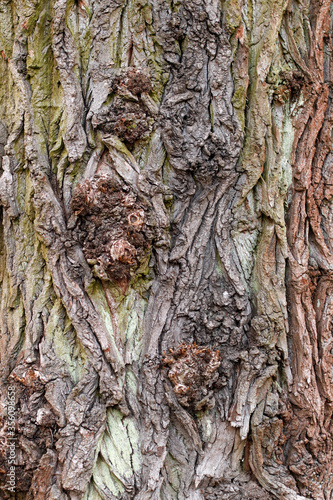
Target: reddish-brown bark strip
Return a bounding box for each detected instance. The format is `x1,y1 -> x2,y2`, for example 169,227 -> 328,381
284,0 -> 333,498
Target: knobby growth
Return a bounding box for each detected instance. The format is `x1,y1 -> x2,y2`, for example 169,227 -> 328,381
163,343 -> 221,411
91,68 -> 155,146
71,166 -> 154,289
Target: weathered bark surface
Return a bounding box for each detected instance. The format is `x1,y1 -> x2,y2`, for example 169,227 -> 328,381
0,0 -> 332,498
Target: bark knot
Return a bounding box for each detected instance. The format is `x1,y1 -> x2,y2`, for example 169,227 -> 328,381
91,68 -> 155,146
71,170 -> 154,289
163,343 -> 221,411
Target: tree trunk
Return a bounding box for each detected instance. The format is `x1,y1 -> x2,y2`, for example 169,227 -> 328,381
0,0 -> 332,498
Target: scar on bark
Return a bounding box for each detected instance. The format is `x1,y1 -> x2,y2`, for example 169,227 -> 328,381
163,343 -> 221,412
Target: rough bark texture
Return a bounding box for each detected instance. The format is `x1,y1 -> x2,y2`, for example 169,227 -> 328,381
0,0 -> 332,499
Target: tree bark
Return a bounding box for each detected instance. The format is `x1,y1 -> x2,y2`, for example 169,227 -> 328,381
0,0 -> 332,498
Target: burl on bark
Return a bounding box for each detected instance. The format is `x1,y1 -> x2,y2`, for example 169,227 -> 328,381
163,343 -> 221,412
71,170 -> 153,290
